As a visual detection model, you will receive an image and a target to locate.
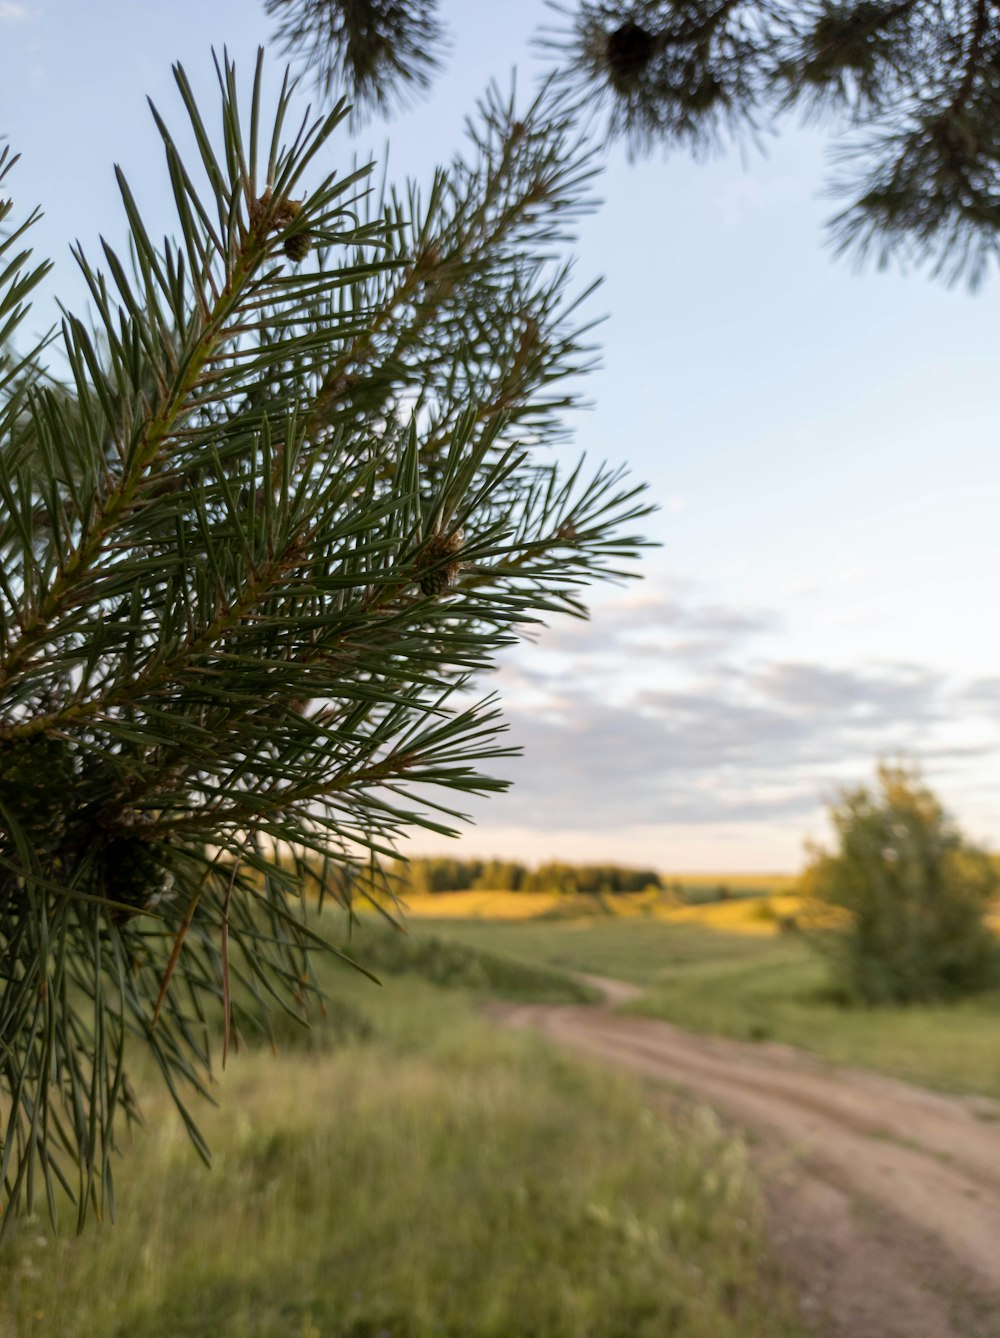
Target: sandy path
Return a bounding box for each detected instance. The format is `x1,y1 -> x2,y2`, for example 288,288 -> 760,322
488,977 -> 1000,1338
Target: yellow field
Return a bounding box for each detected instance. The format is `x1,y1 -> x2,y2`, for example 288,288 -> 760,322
661,894 -> 803,935
396,885 -> 804,934
397,881 -> 1000,939
662,872 -> 799,892
395,889 -> 565,919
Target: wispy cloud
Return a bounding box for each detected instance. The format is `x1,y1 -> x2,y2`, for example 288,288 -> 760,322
0,3 -> 30,21
449,576 -> 1000,849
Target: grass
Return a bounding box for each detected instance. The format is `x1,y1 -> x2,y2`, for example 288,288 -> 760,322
412,917 -> 773,985
0,972 -> 803,1338
419,917 -> 1000,1099
631,937 -> 1000,1098
336,921 -> 599,1003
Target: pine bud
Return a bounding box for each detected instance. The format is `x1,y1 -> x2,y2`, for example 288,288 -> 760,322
250,190 -> 311,260
418,530 -> 464,597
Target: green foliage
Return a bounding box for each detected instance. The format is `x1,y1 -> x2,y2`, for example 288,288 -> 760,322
802,762 -> 1000,1005
0,978 -> 804,1337
470,856 -> 528,891
266,0 -> 447,122
280,2 -> 1000,284
0,51 -> 650,1226
392,855 -> 491,894
336,923 -> 600,1001
523,859 -> 663,893
554,1 -> 1000,285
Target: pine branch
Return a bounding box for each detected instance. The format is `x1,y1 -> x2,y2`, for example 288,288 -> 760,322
0,53 -> 652,1227
266,0 -> 448,123
547,0 -> 1000,284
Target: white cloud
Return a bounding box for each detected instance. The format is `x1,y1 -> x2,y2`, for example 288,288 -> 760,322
0,3 -> 29,21
443,575 -> 1000,863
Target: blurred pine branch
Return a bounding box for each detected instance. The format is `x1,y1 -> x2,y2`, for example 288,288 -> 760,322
270,1 -> 1000,285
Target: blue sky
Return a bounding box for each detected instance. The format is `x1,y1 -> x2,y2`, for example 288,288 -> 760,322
3,0 -> 998,870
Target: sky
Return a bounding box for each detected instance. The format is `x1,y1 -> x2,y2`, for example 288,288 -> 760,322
2,0 -> 998,871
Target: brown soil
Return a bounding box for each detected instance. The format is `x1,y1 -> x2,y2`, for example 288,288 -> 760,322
488,977 -> 1000,1338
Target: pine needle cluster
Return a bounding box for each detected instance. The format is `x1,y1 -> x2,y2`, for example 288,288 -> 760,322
548,0 -> 1000,285
265,0 -> 448,122
0,53 -> 650,1227
264,2 -> 1000,282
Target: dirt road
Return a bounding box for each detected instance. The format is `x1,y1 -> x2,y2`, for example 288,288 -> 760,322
490,978 -> 1000,1338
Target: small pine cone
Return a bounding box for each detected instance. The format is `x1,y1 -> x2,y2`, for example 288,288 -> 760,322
283,231 -> 312,262
100,836 -> 168,922
418,530 -> 464,597
419,567 -> 454,597
605,22 -> 656,92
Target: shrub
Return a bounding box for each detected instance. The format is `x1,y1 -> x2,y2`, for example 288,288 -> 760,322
802,763 -> 1000,1004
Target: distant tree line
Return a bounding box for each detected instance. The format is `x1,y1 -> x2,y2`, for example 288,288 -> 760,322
387,857 -> 665,896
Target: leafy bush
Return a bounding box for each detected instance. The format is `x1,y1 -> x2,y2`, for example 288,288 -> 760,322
802,763 -> 1000,1004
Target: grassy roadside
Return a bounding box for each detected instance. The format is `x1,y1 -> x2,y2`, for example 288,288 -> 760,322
0,966 -> 804,1338
421,918 -> 1000,1099
629,938 -> 1000,1099
335,921 -> 600,1003
412,918 -> 774,986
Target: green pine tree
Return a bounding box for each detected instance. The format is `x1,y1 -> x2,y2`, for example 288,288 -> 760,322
0,52 -> 650,1228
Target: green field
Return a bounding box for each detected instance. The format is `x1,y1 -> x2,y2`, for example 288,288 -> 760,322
417,917 -> 1000,1099
0,958 -> 802,1338
409,916 -> 770,983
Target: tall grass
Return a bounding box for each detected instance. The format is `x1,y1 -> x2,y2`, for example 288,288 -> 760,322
0,977 -> 802,1338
